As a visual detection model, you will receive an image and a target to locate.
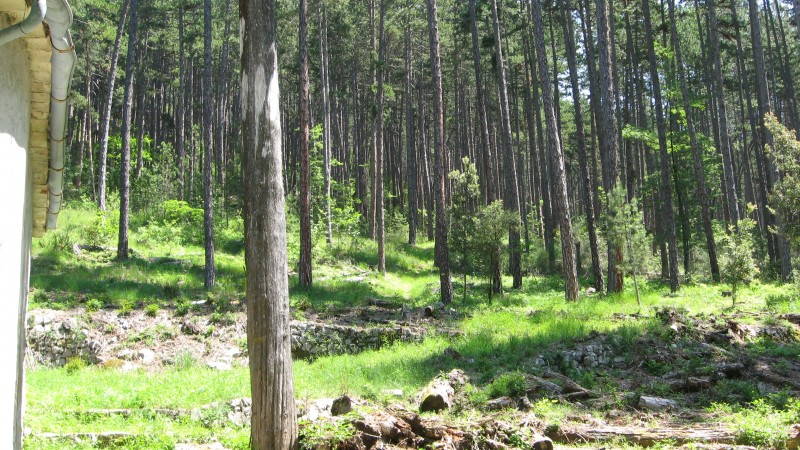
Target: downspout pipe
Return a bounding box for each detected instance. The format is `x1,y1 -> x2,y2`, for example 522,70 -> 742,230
0,0 -> 46,46
44,0 -> 77,230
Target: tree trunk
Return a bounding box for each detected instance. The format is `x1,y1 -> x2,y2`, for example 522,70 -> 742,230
376,0 -> 387,274
490,0 -> 522,290
176,2 -> 186,200
240,0 -> 298,446
531,0 -> 580,301
749,0 -> 793,280
668,0 -> 720,283
203,0 -> 216,289
595,0 -> 623,293
405,21 -> 418,246
320,2 -> 334,245
98,0 -> 131,211
117,0 -> 139,261
298,0 -> 313,287
469,0 -> 495,205
708,0 -> 742,223
426,0 -> 453,305
642,0 -> 680,292
561,0 -> 604,292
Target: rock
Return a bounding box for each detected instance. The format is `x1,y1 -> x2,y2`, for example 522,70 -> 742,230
585,287 -> 597,296
138,348 -> 155,364
787,424 -> 800,450
331,395 -> 352,416
116,349 -> 135,361
485,397 -> 516,411
120,361 -> 138,372
207,361 -> 232,371
637,395 -> 678,411
222,347 -> 241,358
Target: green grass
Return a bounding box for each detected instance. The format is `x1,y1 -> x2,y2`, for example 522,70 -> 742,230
24,205 -> 800,449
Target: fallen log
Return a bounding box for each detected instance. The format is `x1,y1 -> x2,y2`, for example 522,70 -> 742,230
547,424 -> 736,447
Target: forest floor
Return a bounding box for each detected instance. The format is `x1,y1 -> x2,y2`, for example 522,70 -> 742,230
21,207 -> 800,450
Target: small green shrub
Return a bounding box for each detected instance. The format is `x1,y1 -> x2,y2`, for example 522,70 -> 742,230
486,371 -> 527,399
118,299 -> 136,316
86,298 -> 105,312
175,300 -> 191,316
298,419 -> 355,450
64,357 -> 86,375
145,304 -> 160,317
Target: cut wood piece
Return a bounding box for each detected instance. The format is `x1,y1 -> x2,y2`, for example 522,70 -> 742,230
667,376 -> 713,392
424,302 -> 445,317
637,396 -> 678,411
543,371 -> 597,397
782,314 -> 800,325
547,424 -> 736,447
419,377 -> 455,412
530,433 -> 554,450
485,396 -> 515,411
524,374 -> 562,396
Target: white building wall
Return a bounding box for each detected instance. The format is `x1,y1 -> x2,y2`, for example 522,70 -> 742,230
0,25 -> 32,450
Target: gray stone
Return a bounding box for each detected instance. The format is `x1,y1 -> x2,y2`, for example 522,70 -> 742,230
138,348 -> 156,364
207,361 -> 232,371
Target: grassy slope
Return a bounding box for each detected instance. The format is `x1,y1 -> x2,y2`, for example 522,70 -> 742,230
24,207 -> 800,449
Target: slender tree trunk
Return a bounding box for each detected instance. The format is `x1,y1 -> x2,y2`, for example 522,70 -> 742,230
708,0 -> 742,223
240,0 -> 298,446
561,0 -> 604,292
75,41 -> 92,189
176,2 -> 186,200
426,0 -> 453,305
531,0 -> 580,301
668,0 -> 720,282
117,0 -> 139,261
490,0 -> 522,290
320,3 -> 334,245
203,0 -> 216,289
749,0 -> 793,279
642,0 -> 680,292
376,0 -> 387,274
298,0 -> 313,287
596,0 -> 624,293
98,0 -> 131,211
469,0 -> 496,205
405,22 -> 418,246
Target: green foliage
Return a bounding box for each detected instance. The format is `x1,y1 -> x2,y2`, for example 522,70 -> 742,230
144,304 -> 160,317
298,419 -> 356,450
86,298 -> 105,312
64,357 -> 87,375
601,184 -> 650,306
720,211 -> 759,306
486,371 -> 527,399
765,114 -> 800,247
448,158 -> 518,299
